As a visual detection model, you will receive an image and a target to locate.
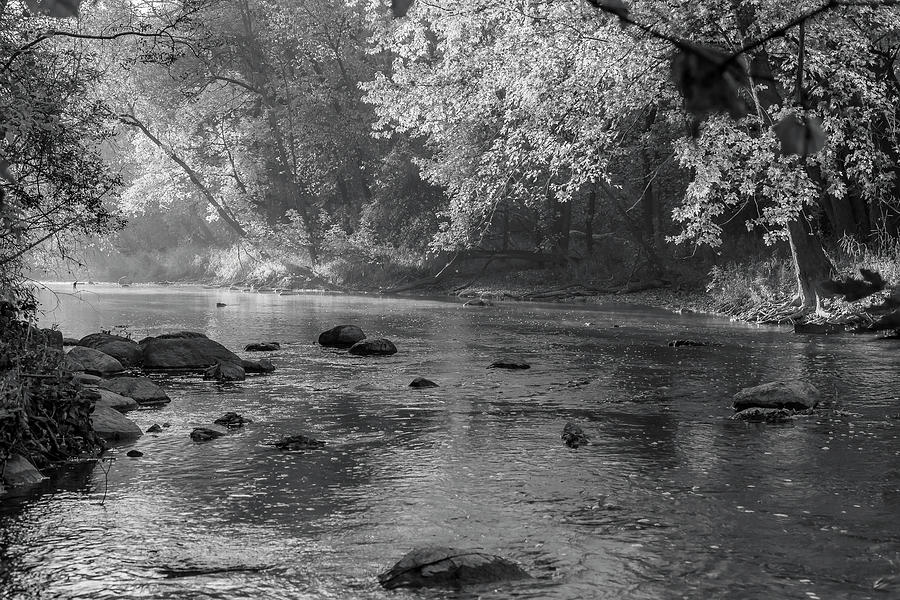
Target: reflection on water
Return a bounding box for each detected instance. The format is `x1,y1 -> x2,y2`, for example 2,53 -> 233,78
1,284 -> 898,599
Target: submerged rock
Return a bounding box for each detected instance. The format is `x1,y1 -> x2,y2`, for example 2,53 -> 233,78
348,338 -> 397,356
464,298 -> 493,307
244,342 -> 280,352
668,339 -> 710,347
214,412 -> 253,428
203,361 -> 246,382
272,434 -> 325,451
732,407 -> 797,423
139,331 -> 242,371
562,422 -> 589,448
190,426 -> 227,442
378,546 -> 531,590
98,376 -> 170,406
126,450 -> 143,457
91,406 -> 142,441
732,381 -> 820,411
318,325 -> 366,348
489,360 -> 530,370
64,346 -> 124,376
410,377 -> 438,388
146,424 -> 163,433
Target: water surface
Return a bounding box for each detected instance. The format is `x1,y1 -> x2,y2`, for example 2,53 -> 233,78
2,284 -> 898,599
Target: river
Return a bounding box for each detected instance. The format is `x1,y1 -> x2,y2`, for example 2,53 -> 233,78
1,283 -> 898,599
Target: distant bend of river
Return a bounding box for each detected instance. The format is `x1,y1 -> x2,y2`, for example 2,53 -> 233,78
1,283 -> 898,600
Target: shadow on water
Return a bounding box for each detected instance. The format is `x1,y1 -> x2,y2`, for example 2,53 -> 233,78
0,285 -> 896,599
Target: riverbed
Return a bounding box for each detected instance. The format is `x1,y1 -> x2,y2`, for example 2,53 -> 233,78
2,283 -> 899,599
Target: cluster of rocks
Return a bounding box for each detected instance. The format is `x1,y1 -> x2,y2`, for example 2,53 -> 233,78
317,324 -> 397,356
58,331 -> 280,447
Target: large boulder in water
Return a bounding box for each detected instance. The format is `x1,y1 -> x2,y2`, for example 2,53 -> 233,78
139,331 -> 241,371
64,346 -> 124,376
348,338 -> 397,356
97,376 -> 170,406
318,325 -> 365,348
91,406 -> 142,441
78,333 -> 143,367
378,547 -> 531,590
732,381 -> 820,411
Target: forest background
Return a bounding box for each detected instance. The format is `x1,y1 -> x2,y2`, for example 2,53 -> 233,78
2,0 -> 900,317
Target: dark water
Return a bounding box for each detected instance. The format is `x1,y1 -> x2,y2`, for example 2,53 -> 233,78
2,284 -> 899,600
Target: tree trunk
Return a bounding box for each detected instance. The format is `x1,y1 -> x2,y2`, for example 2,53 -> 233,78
786,217 -> 834,312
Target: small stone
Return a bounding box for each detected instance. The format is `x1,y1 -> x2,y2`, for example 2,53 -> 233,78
668,339 -> 709,347
190,426 -> 227,442
162,422 -> 171,428
213,412 -> 253,428
216,302 -> 227,307
126,450 -> 143,457
146,424 -> 163,433
489,360 -> 530,370
244,342 -> 280,352
409,377 -> 438,388
562,422 -> 589,448
348,338 -> 397,356
203,361 -> 246,382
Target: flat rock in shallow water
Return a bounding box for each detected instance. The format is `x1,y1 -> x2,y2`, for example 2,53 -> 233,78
98,376 -> 170,406
489,360 -> 530,370
91,406 -> 142,441
668,339 -> 710,347
378,546 -> 531,590
244,342 -> 280,352
272,434 -> 325,451
733,381 -> 820,411
410,377 -> 438,388
348,338 -> 397,356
